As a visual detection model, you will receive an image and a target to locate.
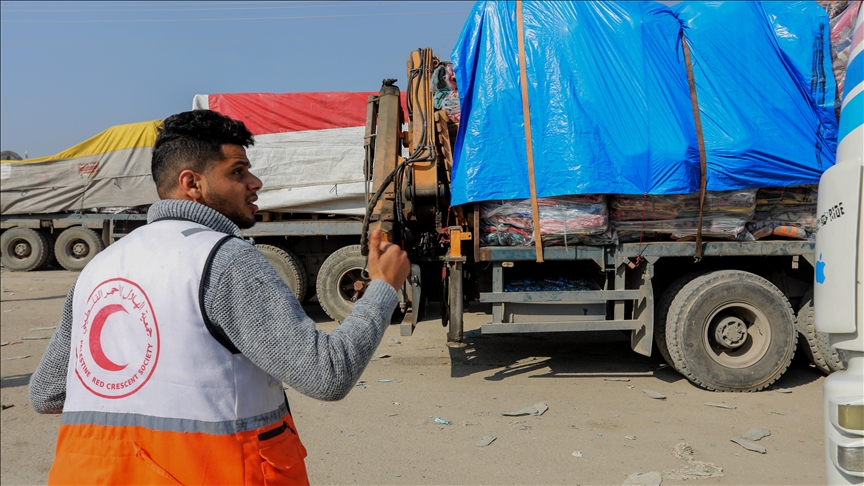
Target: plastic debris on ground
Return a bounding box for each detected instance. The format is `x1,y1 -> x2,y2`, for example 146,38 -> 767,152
475,435 -> 496,447
572,451 -> 583,458
742,428 -> 771,441
434,417 -> 452,425
502,402 -> 548,417
730,437 -> 767,454
480,196 -> 610,247
642,389 -> 666,400
622,471 -> 662,486
704,402 -> 736,410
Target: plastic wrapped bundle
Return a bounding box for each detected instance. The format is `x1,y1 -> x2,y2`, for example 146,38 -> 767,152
480,195 -> 610,247
755,185 -> 818,205
748,185 -> 819,240
610,190 -> 757,240
431,64 -> 461,122
819,1 -> 861,117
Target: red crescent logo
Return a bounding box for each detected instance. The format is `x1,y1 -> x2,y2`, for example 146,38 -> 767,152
75,278 -> 159,399
88,303 -> 128,372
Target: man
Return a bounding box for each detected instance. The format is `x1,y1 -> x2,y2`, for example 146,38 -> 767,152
29,110 -> 411,485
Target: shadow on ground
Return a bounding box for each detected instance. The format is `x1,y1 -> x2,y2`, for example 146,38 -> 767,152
442,303 -> 823,392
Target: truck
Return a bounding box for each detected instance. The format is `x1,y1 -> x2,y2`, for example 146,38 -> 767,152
0,92 -> 405,323
815,10 -> 863,484
361,1 -> 851,392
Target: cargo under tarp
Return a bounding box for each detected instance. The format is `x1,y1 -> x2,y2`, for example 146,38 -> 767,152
450,1 -> 838,205
2,92 -> 379,216
194,92 -> 376,215
1,121 -> 161,215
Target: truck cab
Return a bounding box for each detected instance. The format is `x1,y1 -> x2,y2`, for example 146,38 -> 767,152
815,12 -> 864,484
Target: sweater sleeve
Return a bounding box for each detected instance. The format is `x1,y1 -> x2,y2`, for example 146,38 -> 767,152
203,239 -> 399,401
29,282 -> 76,414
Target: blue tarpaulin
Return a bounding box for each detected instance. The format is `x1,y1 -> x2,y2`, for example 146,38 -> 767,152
449,1 -> 838,206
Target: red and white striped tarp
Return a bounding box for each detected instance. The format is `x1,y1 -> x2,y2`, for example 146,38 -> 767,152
193,92 -> 382,215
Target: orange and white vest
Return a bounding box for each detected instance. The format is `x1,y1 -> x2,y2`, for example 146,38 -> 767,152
49,219 -> 308,485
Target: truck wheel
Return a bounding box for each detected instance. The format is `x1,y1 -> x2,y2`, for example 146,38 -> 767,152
316,245 -> 369,323
256,244 -> 308,303
654,272 -> 707,370
1,228 -> 50,271
38,230 -> 57,270
665,270 -> 797,392
797,289 -> 847,374
54,227 -> 104,271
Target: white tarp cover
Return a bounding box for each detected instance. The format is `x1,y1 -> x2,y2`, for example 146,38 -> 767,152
195,92 -> 378,215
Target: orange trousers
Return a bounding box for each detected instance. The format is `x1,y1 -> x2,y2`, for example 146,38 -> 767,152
48,413 -> 308,485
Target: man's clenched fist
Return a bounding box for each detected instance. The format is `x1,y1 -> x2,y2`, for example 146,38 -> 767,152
366,230 -> 411,291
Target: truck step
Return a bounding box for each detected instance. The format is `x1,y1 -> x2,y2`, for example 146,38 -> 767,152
481,320 -> 642,334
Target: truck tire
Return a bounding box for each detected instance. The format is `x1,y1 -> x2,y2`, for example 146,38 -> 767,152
1,228 -> 50,271
665,270 -> 797,392
38,230 -> 57,270
256,244 -> 308,303
654,272 -> 708,370
54,227 -> 104,271
797,289 -> 847,374
316,245 -> 369,323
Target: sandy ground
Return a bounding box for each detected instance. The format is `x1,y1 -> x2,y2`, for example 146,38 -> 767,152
1,268 -> 828,485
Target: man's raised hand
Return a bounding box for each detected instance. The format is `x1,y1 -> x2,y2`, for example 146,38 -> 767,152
366,230 -> 411,292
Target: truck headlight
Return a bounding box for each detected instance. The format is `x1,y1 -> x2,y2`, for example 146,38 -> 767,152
839,404 -> 864,432
837,445 -> 864,474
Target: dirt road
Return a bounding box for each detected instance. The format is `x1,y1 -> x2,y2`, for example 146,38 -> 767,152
2,268 -> 827,485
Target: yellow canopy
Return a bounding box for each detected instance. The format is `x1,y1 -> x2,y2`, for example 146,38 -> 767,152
4,120 -> 162,164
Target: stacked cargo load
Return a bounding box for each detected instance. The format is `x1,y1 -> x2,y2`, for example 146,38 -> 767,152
451,1 -> 839,247
610,190 -> 757,242
748,186 -> 819,240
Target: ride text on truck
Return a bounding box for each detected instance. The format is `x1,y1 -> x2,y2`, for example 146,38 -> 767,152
361,1 -> 854,393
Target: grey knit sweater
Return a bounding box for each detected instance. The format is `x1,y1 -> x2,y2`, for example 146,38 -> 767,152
29,199 -> 398,413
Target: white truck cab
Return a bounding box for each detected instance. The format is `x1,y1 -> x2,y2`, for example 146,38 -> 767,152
815,12 -> 864,485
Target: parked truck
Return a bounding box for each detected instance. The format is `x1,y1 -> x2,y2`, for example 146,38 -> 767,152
361,1 -> 852,392
0,92 -> 403,322
815,10 -> 863,484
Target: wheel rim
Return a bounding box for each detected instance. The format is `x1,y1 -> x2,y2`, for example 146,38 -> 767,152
12,239 -> 32,259
65,239 -> 91,260
337,267 -> 369,304
702,302 -> 771,368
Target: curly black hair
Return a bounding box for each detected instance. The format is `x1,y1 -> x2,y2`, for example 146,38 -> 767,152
151,110 -> 254,197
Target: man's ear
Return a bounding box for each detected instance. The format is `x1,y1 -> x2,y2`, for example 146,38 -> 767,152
177,169 -> 205,202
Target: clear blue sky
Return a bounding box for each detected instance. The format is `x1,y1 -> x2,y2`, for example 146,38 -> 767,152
0,1 -> 476,157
